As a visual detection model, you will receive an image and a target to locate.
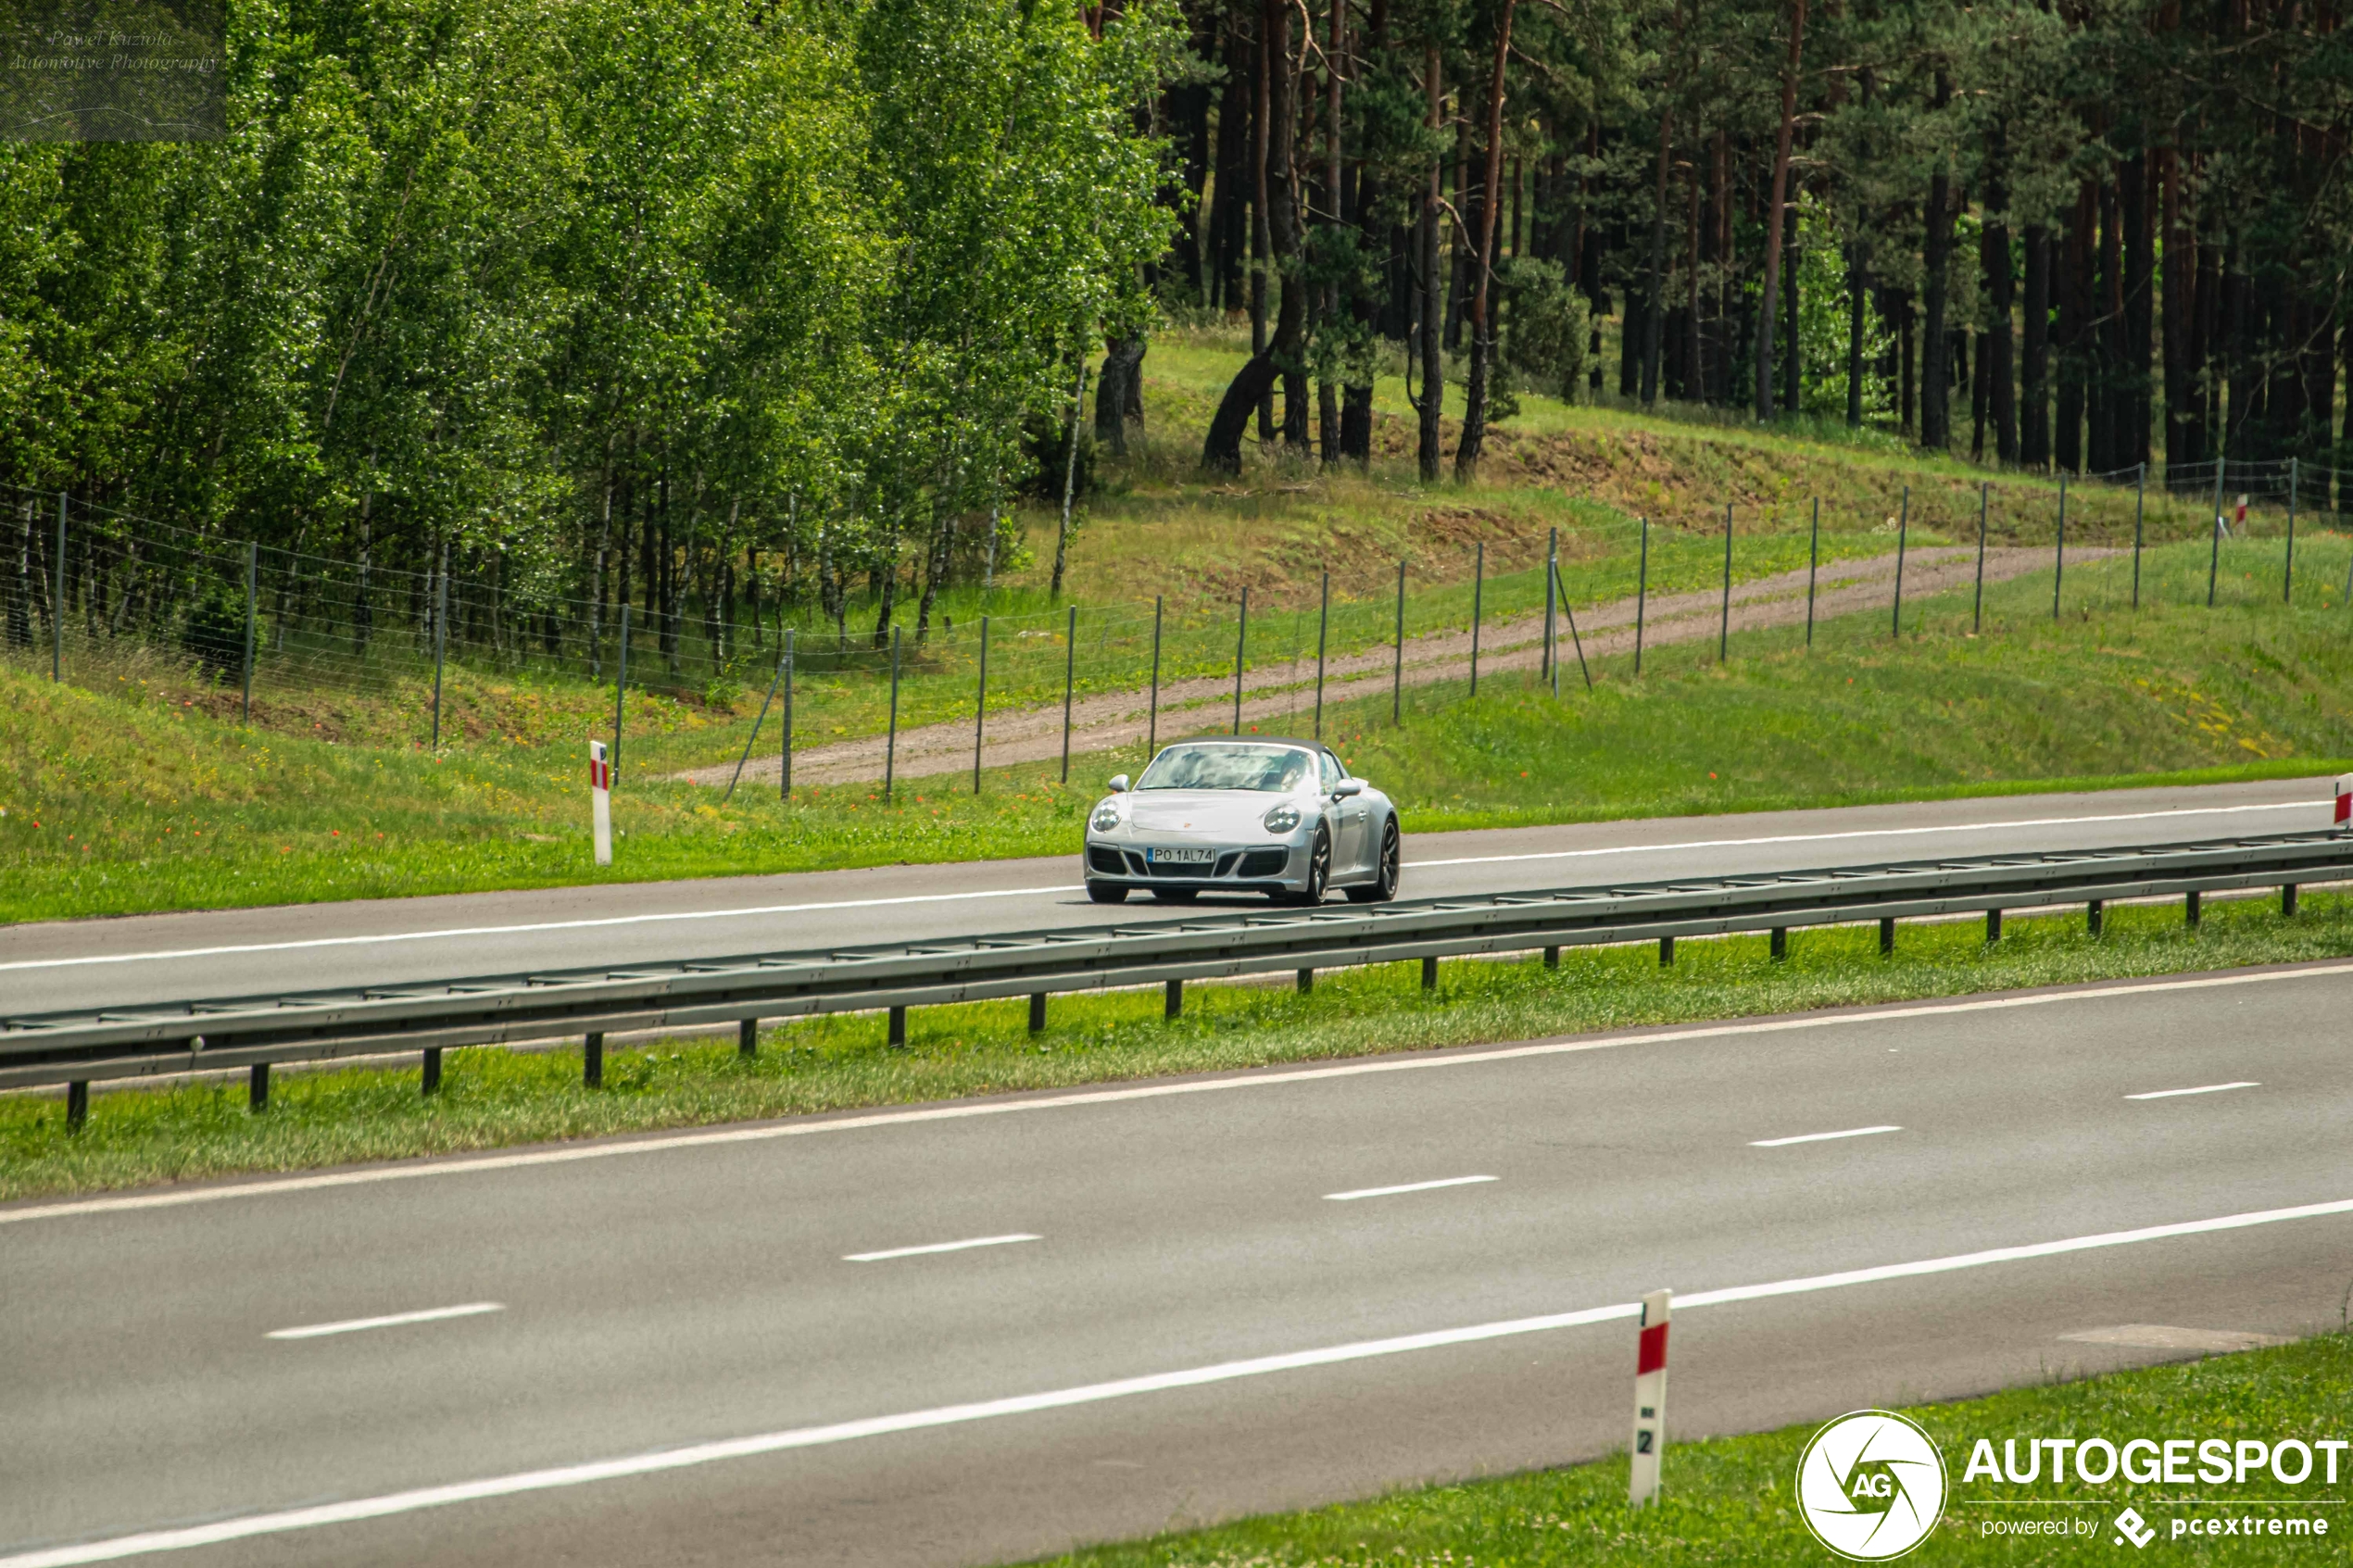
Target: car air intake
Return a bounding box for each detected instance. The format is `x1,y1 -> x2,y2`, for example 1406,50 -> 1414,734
1237,848 -> 1290,877
1087,847 -> 1126,875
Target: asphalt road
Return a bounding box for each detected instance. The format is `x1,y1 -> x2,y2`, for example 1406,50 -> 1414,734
1,775 -> 2341,1017
6,959 -> 2352,1567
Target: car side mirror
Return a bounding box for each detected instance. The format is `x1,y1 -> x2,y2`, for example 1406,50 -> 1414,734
1108,774 -> 1129,793
1333,778 -> 1365,797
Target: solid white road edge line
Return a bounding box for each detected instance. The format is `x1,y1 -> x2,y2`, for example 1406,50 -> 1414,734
11,1194 -> 2352,1568
843,1234 -> 1040,1262
1749,1125 -> 1904,1148
0,797 -> 2313,975
266,1303 -> 505,1341
2125,1081 -> 2261,1101
1324,1175 -> 1497,1201
9,959 -> 2350,1229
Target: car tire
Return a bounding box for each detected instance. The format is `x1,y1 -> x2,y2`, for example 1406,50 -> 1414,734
1346,818 -> 1401,903
1277,827 -> 1330,906
1087,883 -> 1129,904
1149,887 -> 1200,903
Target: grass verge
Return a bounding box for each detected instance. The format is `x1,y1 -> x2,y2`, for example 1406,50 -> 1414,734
1020,1331 -> 2353,1567
7,883 -> 2350,1202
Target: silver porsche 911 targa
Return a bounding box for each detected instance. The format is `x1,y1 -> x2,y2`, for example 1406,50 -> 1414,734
1083,737 -> 1401,905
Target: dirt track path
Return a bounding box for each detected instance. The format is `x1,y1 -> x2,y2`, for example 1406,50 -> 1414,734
682,546 -> 2099,789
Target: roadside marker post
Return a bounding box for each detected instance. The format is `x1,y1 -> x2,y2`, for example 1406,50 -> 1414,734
2334,773 -> 2351,830
1629,1287 -> 1671,1507
589,740 -> 613,866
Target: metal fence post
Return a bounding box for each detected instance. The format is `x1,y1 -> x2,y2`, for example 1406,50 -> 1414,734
1233,586 -> 1247,734
723,637 -> 789,805
1468,541 -> 1483,696
1972,483 -> 1987,633
1891,487 -> 1908,639
2208,454 -> 2226,608
2284,457 -> 2297,603
1391,562 -> 1403,723
1545,530 -> 1558,697
887,624 -> 902,800
974,614 -> 988,794
52,491 -> 64,682
1147,596 -> 1162,758
1718,504 -> 1732,661
1554,558 -> 1592,690
1060,605 -> 1076,782
780,627 -> 794,801
2132,462 -> 2145,609
1313,571 -> 1328,738
1635,517 -> 1649,674
612,603 -> 629,782
2052,474 -> 2066,620
242,540 -> 258,721
431,540 -> 448,748
1806,499 -> 1819,646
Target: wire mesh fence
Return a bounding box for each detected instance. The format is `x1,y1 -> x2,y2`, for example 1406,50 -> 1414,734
5,455 -> 2348,791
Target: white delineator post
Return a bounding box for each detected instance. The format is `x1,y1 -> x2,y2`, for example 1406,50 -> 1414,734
1629,1288 -> 1671,1506
2335,773 -> 2351,831
590,739 -> 613,866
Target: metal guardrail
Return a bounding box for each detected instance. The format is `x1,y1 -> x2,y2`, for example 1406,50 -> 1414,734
10,829 -> 2351,1123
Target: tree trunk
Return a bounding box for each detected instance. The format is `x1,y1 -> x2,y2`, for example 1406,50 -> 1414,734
2020,224 -> 2050,468
1754,0 -> 1806,420
2159,147 -> 2196,467
2057,183 -> 2092,472
1845,239 -> 1868,426
1096,336 -> 1146,454
1251,16 -> 1274,442
1415,44 -> 1443,481
1203,0 -> 1307,473
2121,150 -> 2155,468
1642,93 -> 1671,408
1455,0 -> 1516,480
1918,72 -> 1953,450
1982,154 -> 2016,464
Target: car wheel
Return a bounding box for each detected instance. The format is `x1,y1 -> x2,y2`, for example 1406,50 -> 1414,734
1150,887 -> 1200,903
1277,827 -> 1330,906
1346,819 -> 1401,903
1087,883 -> 1129,904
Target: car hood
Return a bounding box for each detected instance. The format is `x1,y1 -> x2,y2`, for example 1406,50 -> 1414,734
1124,789 -> 1304,834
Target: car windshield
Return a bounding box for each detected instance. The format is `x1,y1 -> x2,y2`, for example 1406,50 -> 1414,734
1138,744 -> 1313,793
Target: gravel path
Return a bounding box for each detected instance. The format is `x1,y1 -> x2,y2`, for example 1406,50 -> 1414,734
681,545 -> 2100,789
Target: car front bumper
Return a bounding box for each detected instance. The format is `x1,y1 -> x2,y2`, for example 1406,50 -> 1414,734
1084,838 -> 1309,892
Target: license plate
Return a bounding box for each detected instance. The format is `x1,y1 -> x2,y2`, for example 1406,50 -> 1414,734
1149,847 -> 1214,864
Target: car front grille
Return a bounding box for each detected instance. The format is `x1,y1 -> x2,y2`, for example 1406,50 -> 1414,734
1237,847 -> 1290,878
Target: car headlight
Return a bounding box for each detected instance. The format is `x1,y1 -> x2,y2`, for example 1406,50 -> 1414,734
1263,801 -> 1302,834
1090,802 -> 1122,834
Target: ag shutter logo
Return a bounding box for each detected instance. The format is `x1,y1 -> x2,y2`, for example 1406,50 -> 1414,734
1797,1410 -> 1949,1561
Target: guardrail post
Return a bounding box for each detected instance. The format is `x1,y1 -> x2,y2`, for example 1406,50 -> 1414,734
887,1006 -> 907,1048
248,1062 -> 270,1112
2283,883 -> 2298,917
422,1047 -> 442,1096
1879,917 -> 1896,955
1420,955 -> 1439,990
2087,898 -> 2104,935
1985,909 -> 2003,944
738,1019 -> 759,1059
1769,927 -> 1787,961
2185,889 -> 2202,928
66,1080 -> 88,1132
584,1032 -> 604,1088
1543,946 -> 1559,969
1164,979 -> 1183,1018
1296,967 -> 1314,994
1657,936 -> 1674,966
1028,993 -> 1047,1032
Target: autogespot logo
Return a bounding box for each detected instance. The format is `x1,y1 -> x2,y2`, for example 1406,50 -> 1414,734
1797,1410 -> 1950,1561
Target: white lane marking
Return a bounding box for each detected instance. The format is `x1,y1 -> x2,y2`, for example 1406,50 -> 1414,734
1749,1124 -> 1904,1148
1324,1174 -> 1497,1201
0,885 -> 1087,975
14,1194 -> 2352,1568
1405,798 -> 2312,871
9,959 -> 2352,1230
0,797 -> 2317,974
2125,1081 -> 2260,1101
843,1234 -> 1039,1262
266,1302 -> 504,1340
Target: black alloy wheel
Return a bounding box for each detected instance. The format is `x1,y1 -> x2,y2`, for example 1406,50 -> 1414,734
1346,818 -> 1401,903
1277,827 -> 1330,906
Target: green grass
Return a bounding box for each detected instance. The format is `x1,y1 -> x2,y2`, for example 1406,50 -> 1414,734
8,527 -> 2351,923
1020,1332 -> 2353,1566
9,880 -> 2352,1200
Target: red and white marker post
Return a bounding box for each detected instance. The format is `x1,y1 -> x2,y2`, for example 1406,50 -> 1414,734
1629,1287 -> 1670,1506
2335,773 -> 2351,830
589,739 -> 612,865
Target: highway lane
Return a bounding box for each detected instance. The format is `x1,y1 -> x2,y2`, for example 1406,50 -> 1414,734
4,960 -> 2350,1566
0,774 -> 2340,1016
